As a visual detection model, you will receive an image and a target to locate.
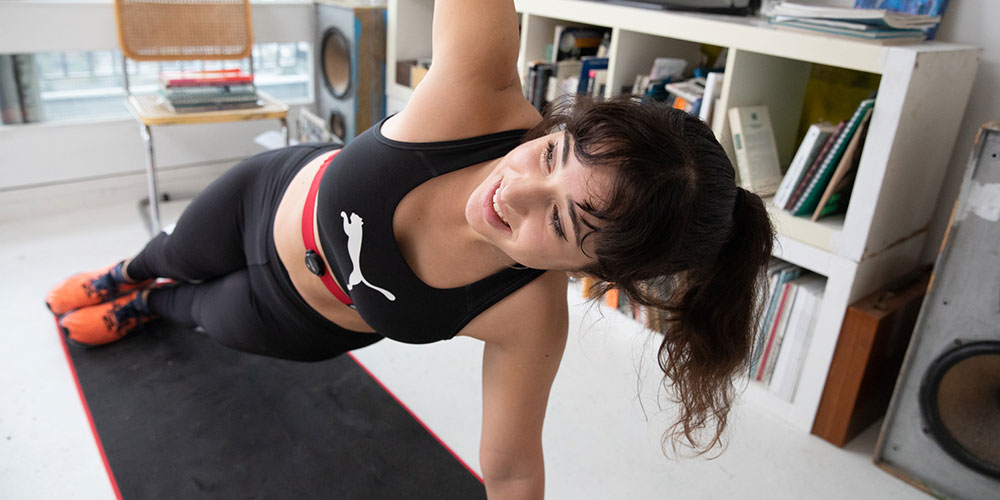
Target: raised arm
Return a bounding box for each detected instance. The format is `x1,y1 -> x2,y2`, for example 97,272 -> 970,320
383,0 -> 540,142
429,0 -> 521,90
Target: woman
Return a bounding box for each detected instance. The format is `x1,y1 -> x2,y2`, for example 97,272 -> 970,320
46,0 -> 773,497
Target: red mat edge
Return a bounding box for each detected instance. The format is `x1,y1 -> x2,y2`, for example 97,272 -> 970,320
54,318 -> 484,498
54,317 -> 125,500
347,352 -> 485,484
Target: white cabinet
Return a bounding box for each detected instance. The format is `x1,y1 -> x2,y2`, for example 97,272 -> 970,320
386,0 -> 981,432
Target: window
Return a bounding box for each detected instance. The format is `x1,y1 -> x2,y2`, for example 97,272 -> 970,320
1,42 -> 312,125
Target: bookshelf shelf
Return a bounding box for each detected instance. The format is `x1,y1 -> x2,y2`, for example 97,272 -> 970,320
766,199 -> 844,255
386,0 -> 981,433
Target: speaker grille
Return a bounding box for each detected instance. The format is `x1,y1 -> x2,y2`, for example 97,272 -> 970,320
920,341 -> 1000,479
321,28 -> 352,99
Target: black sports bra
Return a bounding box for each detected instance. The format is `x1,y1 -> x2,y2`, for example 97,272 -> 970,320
313,117 -> 545,344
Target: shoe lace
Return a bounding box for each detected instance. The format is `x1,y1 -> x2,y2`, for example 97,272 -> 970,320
90,272 -> 122,299
108,297 -> 146,333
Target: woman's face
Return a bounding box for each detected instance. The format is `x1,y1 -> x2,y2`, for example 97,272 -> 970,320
465,131 -> 612,271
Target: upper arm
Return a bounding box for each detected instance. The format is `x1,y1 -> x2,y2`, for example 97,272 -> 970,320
383,0 -> 539,142
429,0 -> 521,90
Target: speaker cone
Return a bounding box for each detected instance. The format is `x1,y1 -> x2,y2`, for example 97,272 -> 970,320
919,340 -> 1000,479
321,28 -> 352,99
328,111 -> 346,142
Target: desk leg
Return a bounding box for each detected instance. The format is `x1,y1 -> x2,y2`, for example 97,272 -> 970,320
280,117 -> 290,146
139,124 -> 162,235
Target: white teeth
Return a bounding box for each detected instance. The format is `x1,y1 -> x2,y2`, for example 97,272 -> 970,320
492,190 -> 509,226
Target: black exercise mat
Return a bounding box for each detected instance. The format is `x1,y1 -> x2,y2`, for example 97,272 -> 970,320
60,320 -> 486,500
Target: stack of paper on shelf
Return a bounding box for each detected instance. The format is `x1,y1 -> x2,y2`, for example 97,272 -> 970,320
157,69 -> 260,113
768,2 -> 940,44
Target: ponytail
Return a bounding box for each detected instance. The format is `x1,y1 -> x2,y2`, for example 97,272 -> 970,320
657,187 -> 773,454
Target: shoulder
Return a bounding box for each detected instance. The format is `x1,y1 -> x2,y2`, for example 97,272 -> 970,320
459,271 -> 570,349
382,83 -> 542,143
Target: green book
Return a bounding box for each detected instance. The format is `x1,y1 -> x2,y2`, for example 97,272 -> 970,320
792,98 -> 875,216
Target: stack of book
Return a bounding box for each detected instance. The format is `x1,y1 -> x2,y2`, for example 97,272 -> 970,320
524,26 -> 612,112
750,260 -> 826,402
157,69 -> 261,113
768,2 -> 941,44
774,96 -> 875,221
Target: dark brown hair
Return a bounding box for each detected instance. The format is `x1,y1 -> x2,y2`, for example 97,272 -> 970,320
526,95 -> 774,455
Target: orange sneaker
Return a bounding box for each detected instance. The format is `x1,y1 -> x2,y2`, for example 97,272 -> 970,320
58,290 -> 156,347
45,261 -> 153,316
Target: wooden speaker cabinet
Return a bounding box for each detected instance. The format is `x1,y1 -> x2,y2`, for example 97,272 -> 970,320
811,269 -> 930,447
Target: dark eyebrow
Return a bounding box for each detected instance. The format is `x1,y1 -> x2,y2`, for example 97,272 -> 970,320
561,132 -> 571,167
567,195 -> 582,249
561,133 -> 583,249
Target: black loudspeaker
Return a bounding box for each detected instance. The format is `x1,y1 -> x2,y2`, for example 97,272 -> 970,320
875,122 -> 1000,500
315,1 -> 386,143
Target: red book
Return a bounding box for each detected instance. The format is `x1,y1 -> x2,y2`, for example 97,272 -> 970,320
757,282 -> 792,381
160,69 -> 254,88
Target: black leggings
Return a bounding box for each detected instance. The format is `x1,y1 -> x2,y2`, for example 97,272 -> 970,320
127,145 -> 383,362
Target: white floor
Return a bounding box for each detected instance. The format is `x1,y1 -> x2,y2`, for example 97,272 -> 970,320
0,197 -> 930,500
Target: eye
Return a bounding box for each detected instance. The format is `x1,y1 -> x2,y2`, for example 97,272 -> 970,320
550,204 -> 567,240
543,141 -> 556,172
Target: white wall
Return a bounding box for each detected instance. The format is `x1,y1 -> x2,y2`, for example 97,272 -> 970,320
0,0 -> 316,203
921,0 -> 1000,261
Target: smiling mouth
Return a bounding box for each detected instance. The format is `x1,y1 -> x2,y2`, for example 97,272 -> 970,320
492,186 -> 510,228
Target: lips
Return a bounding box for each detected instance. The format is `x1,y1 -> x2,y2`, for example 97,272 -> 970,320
484,180 -> 511,232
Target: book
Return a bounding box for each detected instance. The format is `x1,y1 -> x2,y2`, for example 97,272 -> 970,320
751,262 -> 800,377
810,107 -> 873,221
729,106 -> 783,196
0,55 -> 25,124
774,122 -> 837,209
605,287 -> 620,309
785,121 -> 845,211
769,274 -> 825,401
771,2 -> 941,29
159,98 -> 262,113
159,69 -> 254,88
553,27 -> 610,62
533,62 -> 555,110
761,281 -> 800,384
853,0 -> 950,39
575,57 -> 609,95
768,19 -> 926,44
159,85 -> 259,107
756,280 -> 794,381
792,98 -> 875,216
773,15 -> 910,31
698,71 -> 724,125
666,78 -> 705,116
648,57 -> 687,82
665,78 -> 706,103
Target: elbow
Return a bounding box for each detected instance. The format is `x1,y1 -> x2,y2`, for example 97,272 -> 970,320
481,454 -> 545,499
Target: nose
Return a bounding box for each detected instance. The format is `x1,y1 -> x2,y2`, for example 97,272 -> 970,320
502,170 -> 552,219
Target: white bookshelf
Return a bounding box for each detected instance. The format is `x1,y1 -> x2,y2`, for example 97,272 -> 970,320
385,0 -> 981,432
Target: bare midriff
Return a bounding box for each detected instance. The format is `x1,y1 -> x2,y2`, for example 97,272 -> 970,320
272,150 -> 377,333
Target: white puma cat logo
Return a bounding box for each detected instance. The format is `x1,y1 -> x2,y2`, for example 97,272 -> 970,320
341,211 -> 396,301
